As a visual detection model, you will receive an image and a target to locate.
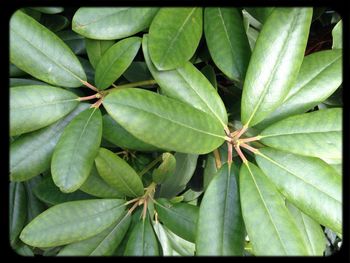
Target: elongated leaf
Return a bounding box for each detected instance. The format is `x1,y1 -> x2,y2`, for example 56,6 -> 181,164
148,8 -> 203,70
80,164 -> 123,198
95,148 -> 144,197
260,108 -> 342,161
153,221 -> 175,256
10,63 -> 27,77
57,30 -> 86,55
152,153 -> 176,184
20,199 -> 126,247
332,20 -> 342,49
245,8 -> 274,24
123,61 -> 152,83
85,39 -> 114,69
163,226 -> 195,255
10,10 -> 86,87
95,37 -> 141,89
10,85 -> 78,136
124,213 -> 159,256
257,49 -> 342,128
103,89 -> 226,154
10,182 -> 27,247
10,103 -> 89,182
58,212 -> 131,256
256,148 -> 342,234
286,201 -> 326,255
73,8 -> 158,40
200,64 -> 217,89
51,108 -> 102,193
241,8 -> 312,127
24,177 -> 46,222
143,35 -> 227,127
155,199 -> 198,243
33,176 -> 93,205
10,78 -> 46,87
204,8 -> 250,82
158,153 -> 198,198
196,164 -> 244,255
14,241 -> 34,256
240,162 -> 309,255
102,114 -> 158,151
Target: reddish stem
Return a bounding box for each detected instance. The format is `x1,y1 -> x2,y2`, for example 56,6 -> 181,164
81,80 -> 99,92
240,142 -> 259,154
234,145 -> 247,163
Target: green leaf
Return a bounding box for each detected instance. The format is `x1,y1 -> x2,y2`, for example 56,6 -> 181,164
40,14 -> 69,32
20,199 -> 126,247
31,7 -> 64,14
85,39 -> 115,69
95,37 -> 141,90
10,78 -> 46,87
204,8 -> 251,82
152,221 -> 175,256
13,241 -> 34,256
10,10 -> 86,87
10,103 -> 89,182
200,64 -> 217,89
143,35 -> 227,127
72,8 -> 158,40
103,88 -> 226,154
332,20 -> 342,49
286,201 -> 326,255
102,114 -> 159,151
77,57 -> 95,85
260,108 -> 342,161
51,108 -> 102,193
57,30 -> 86,55
239,162 -> 309,255
255,147 -> 342,234
10,85 -> 78,136
241,8 -> 313,127
155,199 -> 198,243
148,8 -> 203,70
95,148 -> 144,197
152,153 -> 176,184
245,7 -> 274,24
58,212 -> 131,256
158,153 -> 198,198
10,63 -> 27,77
124,213 -> 159,256
196,163 -> 245,255
10,182 -> 27,247
257,49 -> 342,128
80,164 -> 124,198
24,177 -> 46,222
123,61 -> 152,84
163,225 -> 195,255
33,176 -> 93,205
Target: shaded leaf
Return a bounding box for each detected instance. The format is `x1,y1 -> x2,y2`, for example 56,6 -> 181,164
51,108 -> 102,193
10,78 -> 46,87
123,61 -> 152,84
85,38 -> 115,69
200,64 -> 217,89
245,7 -> 274,24
332,20 -> 342,49
40,14 -> 69,32
31,7 -> 64,14
10,182 -> 27,247
148,8 -> 203,70
152,153 -> 176,184
57,30 -> 86,55
241,8 -> 313,127
103,88 -> 226,154
10,10 -> 86,87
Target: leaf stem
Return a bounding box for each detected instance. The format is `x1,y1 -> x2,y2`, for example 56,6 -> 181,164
240,142 -> 259,154
90,98 -> 103,108
81,80 -> 99,92
234,145 -> 247,163
108,80 -> 157,92
77,93 -> 100,101
213,149 -> 222,169
138,155 -> 163,177
239,136 -> 262,143
236,125 -> 248,139
227,141 -> 233,165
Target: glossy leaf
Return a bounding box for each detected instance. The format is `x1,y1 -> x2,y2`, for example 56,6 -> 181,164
58,212 -> 131,256
260,108 -> 342,161
240,162 -> 309,255
10,78 -> 46,87
124,213 -> 159,256
158,153 -> 198,198
10,85 -> 78,136
10,63 -> 27,77
143,35 -> 227,127
148,8 -> 203,70
196,164 -> 245,255
332,20 -> 342,49
33,176 -> 93,205
94,148 -> 144,197
241,8 -> 313,127
103,88 -> 226,154
245,8 -> 274,24
152,153 -> 176,184
286,201 -> 326,255
257,49 -> 342,128
102,114 -> 159,151
20,199 -> 126,247
10,10 -> 86,87
200,64 -> 217,89
153,221 -> 175,256
10,182 -> 27,246
51,108 -> 102,193
80,164 -> 123,198
73,8 -> 158,40
10,103 -> 89,182
204,8 -> 251,82
95,37 -> 141,90
85,39 -> 115,69
123,61 -> 152,84
57,30 -> 86,55
155,198 -> 198,242
256,148 -> 342,234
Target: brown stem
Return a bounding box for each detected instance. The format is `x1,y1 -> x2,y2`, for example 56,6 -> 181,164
127,201 -> 139,215
90,98 -> 103,108
234,145 -> 247,163
213,149 -> 222,169
108,80 -> 157,92
236,125 -> 248,139
78,94 -> 99,101
81,80 -> 99,92
239,136 -> 262,143
227,141 -> 233,165
240,143 -> 259,154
